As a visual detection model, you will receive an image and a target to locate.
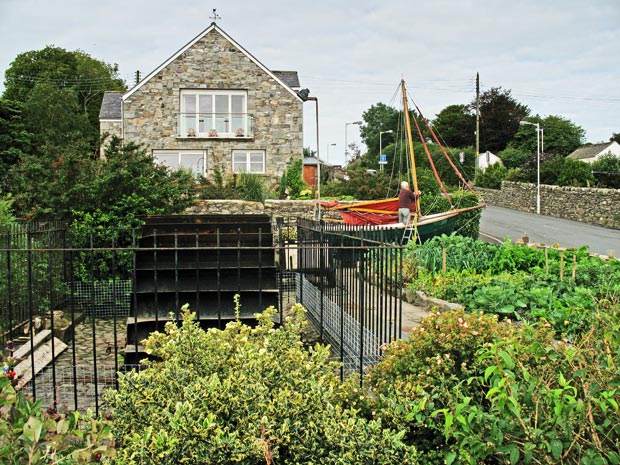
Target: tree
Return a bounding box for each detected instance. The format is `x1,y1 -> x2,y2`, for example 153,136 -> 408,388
509,115 -> 585,156
591,153 -> 620,188
2,46 -> 125,146
497,146 -> 529,170
556,158 -> 596,187
22,82 -> 91,148
9,137 -> 195,224
432,104 -> 475,148
610,132 -> 620,144
474,87 -> 529,153
0,99 -> 34,182
359,103 -> 401,157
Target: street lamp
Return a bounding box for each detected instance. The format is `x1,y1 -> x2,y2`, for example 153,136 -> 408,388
345,121 -> 362,164
379,130 -> 393,171
326,143 -> 336,164
520,120 -> 541,214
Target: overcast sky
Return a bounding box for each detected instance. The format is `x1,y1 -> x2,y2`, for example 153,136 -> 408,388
1,0 -> 618,166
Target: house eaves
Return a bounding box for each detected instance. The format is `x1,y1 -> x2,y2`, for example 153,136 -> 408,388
567,142 -> 616,160
122,23 -> 303,102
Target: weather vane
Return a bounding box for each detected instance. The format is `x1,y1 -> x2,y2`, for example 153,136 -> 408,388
210,8 -> 221,22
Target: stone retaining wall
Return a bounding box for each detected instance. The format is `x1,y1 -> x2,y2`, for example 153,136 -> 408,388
476,181 -> 620,229
187,199 -> 343,220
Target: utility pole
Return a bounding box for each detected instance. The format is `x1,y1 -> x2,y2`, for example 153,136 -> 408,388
475,72 -> 480,178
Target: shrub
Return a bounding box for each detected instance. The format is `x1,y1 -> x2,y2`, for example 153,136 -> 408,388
365,308 -> 620,464
105,304 -> 418,465
474,163 -> 508,189
237,172 -> 266,202
0,375 -> 114,464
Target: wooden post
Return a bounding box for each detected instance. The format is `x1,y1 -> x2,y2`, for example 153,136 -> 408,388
545,248 -> 549,274
572,254 -> 577,281
560,251 -> 565,281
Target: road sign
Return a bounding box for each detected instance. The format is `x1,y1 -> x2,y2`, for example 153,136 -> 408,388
379,154 -> 387,165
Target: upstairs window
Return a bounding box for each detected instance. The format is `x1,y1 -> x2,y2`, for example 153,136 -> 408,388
232,150 -> 265,174
180,90 -> 248,138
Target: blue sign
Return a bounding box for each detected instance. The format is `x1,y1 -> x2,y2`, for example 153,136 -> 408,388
379,154 -> 387,164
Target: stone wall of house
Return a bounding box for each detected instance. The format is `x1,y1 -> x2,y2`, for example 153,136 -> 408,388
477,181 -> 620,228
99,120 -> 122,157
122,29 -> 303,185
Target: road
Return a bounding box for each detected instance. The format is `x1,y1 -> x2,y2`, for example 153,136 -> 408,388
479,205 -> 620,257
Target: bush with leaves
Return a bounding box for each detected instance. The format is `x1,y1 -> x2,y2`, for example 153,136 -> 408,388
474,162 -> 508,189
0,375 -> 114,464
364,307 -> 620,464
105,304 -> 418,465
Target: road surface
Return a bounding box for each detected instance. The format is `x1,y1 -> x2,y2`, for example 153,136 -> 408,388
479,205 -> 620,257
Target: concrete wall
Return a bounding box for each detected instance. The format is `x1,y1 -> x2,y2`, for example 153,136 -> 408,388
477,181 -> 620,229
122,29 -> 303,184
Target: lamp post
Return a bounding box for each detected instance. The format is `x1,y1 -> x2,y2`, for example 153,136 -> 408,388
379,130 -> 393,171
345,121 -> 362,164
520,120 -> 541,214
326,143 -> 336,164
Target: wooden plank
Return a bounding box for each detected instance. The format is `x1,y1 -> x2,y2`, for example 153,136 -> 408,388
13,338 -> 68,391
12,330 -> 52,360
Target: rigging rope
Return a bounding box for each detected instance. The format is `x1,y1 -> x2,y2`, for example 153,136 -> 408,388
410,100 -> 478,196
411,110 -> 453,206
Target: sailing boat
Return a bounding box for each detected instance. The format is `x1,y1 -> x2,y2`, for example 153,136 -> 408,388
322,79 -> 485,243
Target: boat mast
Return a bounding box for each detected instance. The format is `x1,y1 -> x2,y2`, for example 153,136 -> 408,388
401,79 -> 421,212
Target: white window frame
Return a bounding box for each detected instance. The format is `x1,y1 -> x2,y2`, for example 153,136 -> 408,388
232,150 -> 266,174
153,150 -> 206,177
180,89 -> 248,138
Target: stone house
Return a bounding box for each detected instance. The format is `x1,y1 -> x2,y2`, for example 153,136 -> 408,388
567,141 -> 620,163
98,22 -> 304,184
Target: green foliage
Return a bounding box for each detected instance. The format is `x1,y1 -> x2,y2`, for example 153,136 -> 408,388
475,87 -> 530,153
420,192 -> 483,239
405,235 -> 620,335
509,115 -> 585,156
591,152 -> 620,188
432,104 -> 476,148
3,46 -> 125,147
280,157 -> 306,199
196,165 -> 234,199
497,146 -> 529,170
365,307 -> 620,464
106,304 -> 418,464
556,157 -> 596,187
474,163 -> 508,189
0,194 -> 15,228
359,102 -> 401,156
406,234 -> 498,274
0,99 -> 35,180
323,166 -> 399,200
0,375 -> 114,464
22,82 -> 91,148
364,309 -> 524,463
237,172 -> 266,202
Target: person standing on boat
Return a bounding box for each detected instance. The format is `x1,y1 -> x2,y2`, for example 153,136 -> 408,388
398,181 -> 420,224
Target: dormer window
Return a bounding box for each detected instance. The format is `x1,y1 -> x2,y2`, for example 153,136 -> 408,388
180,90 -> 248,138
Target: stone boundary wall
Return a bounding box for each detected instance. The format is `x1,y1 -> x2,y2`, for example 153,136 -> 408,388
476,181 -> 620,229
187,199 -> 350,220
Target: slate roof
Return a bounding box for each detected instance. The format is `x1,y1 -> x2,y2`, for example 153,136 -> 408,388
567,142 -> 615,160
99,92 -> 123,120
272,71 -> 300,89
